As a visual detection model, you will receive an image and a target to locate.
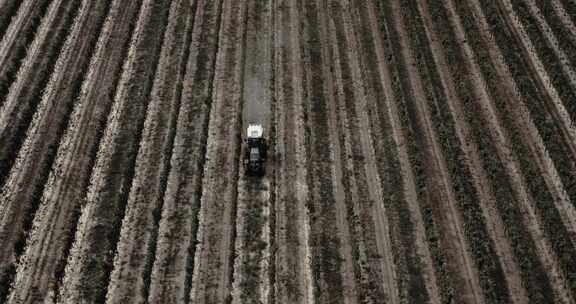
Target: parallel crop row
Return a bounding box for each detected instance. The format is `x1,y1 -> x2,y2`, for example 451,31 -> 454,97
0,0 -> 80,187
507,0 -> 576,120
188,0 -> 246,302
0,0 -> 110,301
373,0 -> 456,301
403,0 -> 515,302
58,0 -> 171,302
0,0 -> 80,293
0,0 -> 22,41
272,1 -> 314,303
104,0 -> 195,301
483,0 -> 576,208
146,0 -> 223,302
429,0 -> 574,301
301,1 -> 348,302
355,1 -> 444,302
461,0 -> 576,297
0,0 -> 51,104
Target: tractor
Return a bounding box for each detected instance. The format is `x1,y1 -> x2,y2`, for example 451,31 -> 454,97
244,124 -> 267,176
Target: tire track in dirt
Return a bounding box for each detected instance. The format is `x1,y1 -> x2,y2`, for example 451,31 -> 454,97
272,0 -> 314,302
188,0 -> 247,302
441,0 -> 575,302
0,0 -> 50,104
389,0 -> 485,303
55,1 -> 170,302
328,1 -> 400,303
230,0 -> 274,302
0,0 -> 79,188
360,1 -> 442,301
494,0 -> 576,162
147,0 -> 222,302
103,1 -> 195,303
0,0 -> 78,292
416,1 -> 529,302
1,0 -> 112,301
463,0 -> 576,260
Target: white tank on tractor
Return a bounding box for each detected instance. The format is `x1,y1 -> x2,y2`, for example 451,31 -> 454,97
244,124 -> 267,176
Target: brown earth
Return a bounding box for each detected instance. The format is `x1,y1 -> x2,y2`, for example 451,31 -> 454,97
0,0 -> 575,303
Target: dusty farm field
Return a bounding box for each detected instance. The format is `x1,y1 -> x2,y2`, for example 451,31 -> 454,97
0,0 -> 575,303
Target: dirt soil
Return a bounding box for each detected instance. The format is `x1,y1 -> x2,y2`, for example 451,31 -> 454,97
0,0 -> 575,303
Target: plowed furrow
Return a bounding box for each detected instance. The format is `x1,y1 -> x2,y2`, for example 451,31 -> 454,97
0,0 -> 79,187
323,16 -> 361,304
518,0 -> 576,92
441,0 -> 575,302
299,1 -> 357,303
25,0 -> 141,301
417,1 -> 528,302
550,1 -> 576,44
0,0 -> 22,42
231,0 -> 273,302
103,1 -> 194,303
2,0 -> 112,301
56,1 -> 170,302
360,0 -> 442,301
0,0 -> 78,292
329,2 -> 401,303
460,0 -> 576,259
330,52 -> 377,304
147,1 -> 222,302
0,0 -> 50,104
272,0 -> 314,303
494,0 -> 576,161
388,0 -> 485,303
54,0 -> 140,298
188,0 -> 246,302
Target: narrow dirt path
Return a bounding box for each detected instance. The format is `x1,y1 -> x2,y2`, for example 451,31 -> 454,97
389,0 -> 485,303
328,1 -> 399,303
55,1 -> 170,302
417,1 -> 529,303
147,0 -> 223,302
188,0 -> 247,302
361,1 -> 441,302
442,0 -> 575,302
0,0 -> 79,187
272,0 -> 314,303
230,0 -> 274,302
0,0 -> 50,103
2,0 -> 112,301
104,1 -> 195,303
